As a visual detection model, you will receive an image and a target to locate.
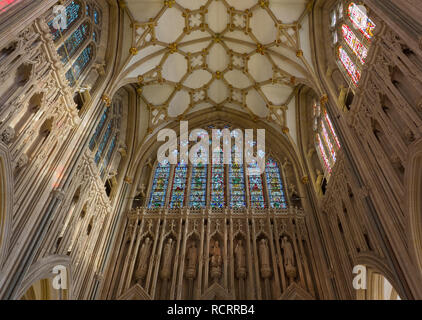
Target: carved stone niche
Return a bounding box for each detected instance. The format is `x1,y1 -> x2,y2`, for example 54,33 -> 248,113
156,235 -> 176,300
134,235 -> 153,287
183,234 -> 200,299
209,234 -> 223,284
257,235 -> 274,300
280,234 -> 297,284
233,234 -> 248,300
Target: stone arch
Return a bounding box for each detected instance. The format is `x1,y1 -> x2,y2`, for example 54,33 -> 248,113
0,141 -> 13,267
15,255 -> 72,300
406,139 -> 422,279
355,253 -> 405,300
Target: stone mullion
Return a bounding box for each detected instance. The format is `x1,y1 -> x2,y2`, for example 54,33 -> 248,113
150,217 -> 167,299
123,217 -> 145,292
176,213 -> 189,299
185,165 -> 193,208
327,213 -> 354,298
144,161 -> 157,208
273,218 -> 287,292
295,219 -> 316,297
165,165 -> 176,207
244,162 -> 251,209
145,215 -> 160,294
169,217 -> 183,299
115,216 -> 139,297
251,218 -> 262,299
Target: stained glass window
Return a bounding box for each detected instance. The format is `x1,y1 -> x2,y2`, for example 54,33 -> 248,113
89,109 -> 107,150
94,9 -> 99,24
321,121 -> 337,164
148,163 -> 171,208
57,22 -> 90,64
94,122 -> 111,165
48,1 -> 82,41
169,163 -> 188,208
0,0 -> 22,13
324,110 -> 341,149
103,135 -> 116,169
348,3 -> 376,41
342,24 -> 368,64
317,134 -> 332,174
248,162 -> 266,209
265,159 -> 287,209
189,164 -> 207,208
65,45 -> 93,87
338,46 -> 361,85
211,147 -> 225,208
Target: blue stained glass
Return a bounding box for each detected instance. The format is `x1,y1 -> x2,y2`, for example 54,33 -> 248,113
58,22 -> 89,64
229,147 -> 245,208
248,163 -> 266,209
103,135 -> 116,168
169,164 -> 188,208
89,109 -> 107,150
48,1 -> 82,41
211,148 -> 225,208
95,122 -> 111,165
189,163 -> 207,208
148,163 -> 171,208
229,163 -> 246,208
94,9 -> 99,24
265,158 -> 287,209
65,45 -> 93,86
93,31 -> 97,42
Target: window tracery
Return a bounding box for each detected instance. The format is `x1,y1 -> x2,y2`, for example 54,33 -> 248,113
47,0 -> 102,87
330,1 -> 376,87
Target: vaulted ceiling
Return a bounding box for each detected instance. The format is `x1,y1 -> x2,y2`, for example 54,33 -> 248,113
116,0 -> 317,144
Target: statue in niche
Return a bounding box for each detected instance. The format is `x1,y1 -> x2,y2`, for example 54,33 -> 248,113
134,237 -> 152,282
258,239 -> 272,279
160,238 -> 174,280
185,241 -> 198,280
234,239 -> 247,279
210,240 -> 222,281
281,236 -> 297,281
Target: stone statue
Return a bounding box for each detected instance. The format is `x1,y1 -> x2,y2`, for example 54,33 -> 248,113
259,239 -> 272,279
210,240 -> 222,280
234,239 -> 247,279
281,236 -> 297,280
185,241 -> 198,280
160,238 -> 174,280
134,237 -> 152,282
281,236 -> 295,268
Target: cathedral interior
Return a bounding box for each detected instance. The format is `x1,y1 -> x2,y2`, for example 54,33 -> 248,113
0,0 -> 421,301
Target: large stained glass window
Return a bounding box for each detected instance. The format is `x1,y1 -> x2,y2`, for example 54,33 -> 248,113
313,101 -> 341,176
248,163 -> 266,209
57,22 -> 90,64
330,2 -> 375,87
189,164 -> 207,208
169,163 -> 188,208
338,46 -> 361,85
348,2 -> 376,41
148,163 -> 171,208
265,159 -> 287,209
48,1 -> 82,41
342,24 -> 368,64
65,45 -> 93,87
